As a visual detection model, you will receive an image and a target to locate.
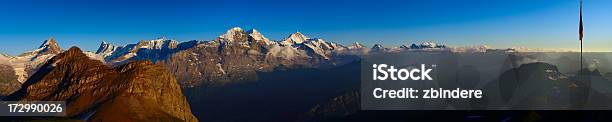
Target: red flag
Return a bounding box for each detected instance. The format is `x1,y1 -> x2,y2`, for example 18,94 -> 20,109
579,0 -> 583,41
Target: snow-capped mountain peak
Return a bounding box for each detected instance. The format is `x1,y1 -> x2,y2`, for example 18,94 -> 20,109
411,42 -> 446,49
136,38 -> 178,50
247,29 -> 271,44
371,44 -> 386,51
10,37 -> 64,83
300,38 -> 336,60
17,37 -> 63,58
304,38 -> 334,50
29,37 -> 63,56
96,41 -> 114,52
95,41 -> 119,57
229,27 -> 243,31
372,44 -> 384,49
281,32 -> 309,46
347,42 -> 365,49
420,42 -> 438,48
39,37 -> 59,48
219,27 -> 246,42
327,42 -> 345,50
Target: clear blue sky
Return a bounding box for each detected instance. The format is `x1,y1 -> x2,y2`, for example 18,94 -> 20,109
0,0 -> 610,55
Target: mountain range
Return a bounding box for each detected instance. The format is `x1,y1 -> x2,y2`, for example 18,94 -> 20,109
0,27 -> 463,87
0,27 -> 608,97
0,27 -> 462,121
1,27 -> 611,121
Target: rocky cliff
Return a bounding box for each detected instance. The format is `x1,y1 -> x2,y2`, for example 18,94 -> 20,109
5,47 -> 197,121
0,64 -> 20,96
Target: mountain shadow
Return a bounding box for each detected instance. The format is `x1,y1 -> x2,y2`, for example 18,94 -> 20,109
182,61 -> 361,122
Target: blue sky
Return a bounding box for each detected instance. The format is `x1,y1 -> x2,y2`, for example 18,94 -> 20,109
0,0 -> 610,55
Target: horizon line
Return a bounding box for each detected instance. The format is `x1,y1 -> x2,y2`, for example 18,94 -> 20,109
2,37 -> 610,56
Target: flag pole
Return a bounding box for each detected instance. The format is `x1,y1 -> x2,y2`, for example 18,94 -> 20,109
579,0 -> 583,82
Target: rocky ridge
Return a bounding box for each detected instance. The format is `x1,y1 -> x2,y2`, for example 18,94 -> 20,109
5,47 -> 197,121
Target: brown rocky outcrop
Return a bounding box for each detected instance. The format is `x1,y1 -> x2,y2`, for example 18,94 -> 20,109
5,47 -> 197,121
0,64 -> 20,96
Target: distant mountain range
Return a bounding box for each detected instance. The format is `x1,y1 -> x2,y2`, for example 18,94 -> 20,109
0,27 -> 611,121
0,27 -> 604,90
0,27 -> 465,121
0,27 -> 482,86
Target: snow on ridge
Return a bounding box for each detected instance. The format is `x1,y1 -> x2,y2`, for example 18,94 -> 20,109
506,47 -> 573,52
281,32 -> 309,46
450,45 -> 490,53
266,44 -> 310,60
347,42 -> 365,49
38,37 -> 57,49
96,41 -> 120,57
303,39 -> 331,60
219,27 -> 246,42
137,37 -> 178,50
247,29 -> 271,44
5,38 -> 64,83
